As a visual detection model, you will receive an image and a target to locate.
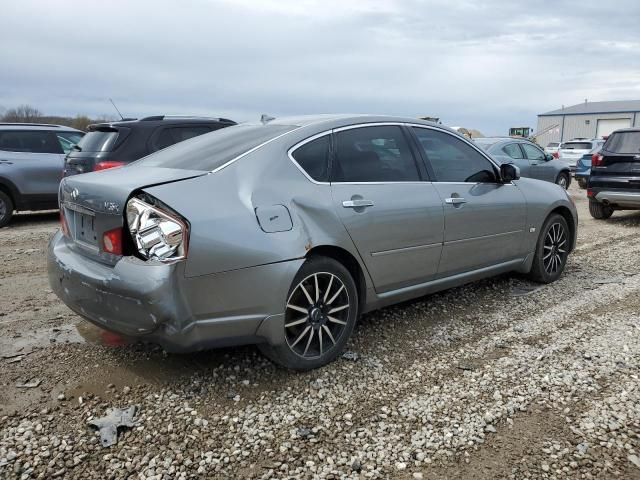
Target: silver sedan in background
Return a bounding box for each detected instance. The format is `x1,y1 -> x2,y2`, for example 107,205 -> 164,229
474,137 -> 573,189
48,115 -> 577,370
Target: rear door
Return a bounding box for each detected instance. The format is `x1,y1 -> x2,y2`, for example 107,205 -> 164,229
411,126 -> 527,277
330,124 -> 444,293
0,129 -> 64,204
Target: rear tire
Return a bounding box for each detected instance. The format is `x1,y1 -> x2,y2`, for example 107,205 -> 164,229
588,199 -> 613,220
259,256 -> 358,370
0,191 -> 14,228
555,172 -> 570,190
527,213 -> 570,284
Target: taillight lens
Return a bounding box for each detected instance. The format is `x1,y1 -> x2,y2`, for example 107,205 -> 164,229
60,210 -> 70,237
126,197 -> 188,262
552,152 -> 559,159
592,153 -> 603,167
587,189 -> 595,197
94,161 -> 126,171
103,228 -> 123,255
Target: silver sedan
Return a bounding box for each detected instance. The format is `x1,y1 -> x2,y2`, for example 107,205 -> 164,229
48,115 -> 577,370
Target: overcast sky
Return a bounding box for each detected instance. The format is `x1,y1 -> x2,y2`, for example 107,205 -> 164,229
1,0 -> 639,134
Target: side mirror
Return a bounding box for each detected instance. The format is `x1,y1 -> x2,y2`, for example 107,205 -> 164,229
545,153 -> 553,161
500,163 -> 520,182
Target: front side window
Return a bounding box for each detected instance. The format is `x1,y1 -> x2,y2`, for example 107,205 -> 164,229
521,143 -> 545,160
413,127 -> 497,183
502,143 -> 524,159
152,126 -> 212,151
333,125 -> 420,182
291,134 -> 330,182
0,131 -> 63,154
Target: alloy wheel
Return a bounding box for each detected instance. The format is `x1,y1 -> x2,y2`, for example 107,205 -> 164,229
285,272 -> 350,358
543,223 -> 567,275
557,175 -> 568,189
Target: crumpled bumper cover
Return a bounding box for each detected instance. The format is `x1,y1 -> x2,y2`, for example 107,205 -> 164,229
47,231 -> 300,352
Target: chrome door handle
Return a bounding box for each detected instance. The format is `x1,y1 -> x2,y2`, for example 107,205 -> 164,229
342,199 -> 374,208
445,197 -> 467,205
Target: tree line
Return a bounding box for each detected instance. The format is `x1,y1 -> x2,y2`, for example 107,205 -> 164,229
1,105 -> 115,131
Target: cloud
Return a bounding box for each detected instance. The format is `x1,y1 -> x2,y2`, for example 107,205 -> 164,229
0,0 -> 638,134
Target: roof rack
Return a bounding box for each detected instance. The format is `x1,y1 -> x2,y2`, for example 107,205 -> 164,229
139,115 -> 234,123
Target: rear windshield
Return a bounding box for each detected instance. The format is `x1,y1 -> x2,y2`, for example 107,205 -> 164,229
604,132 -> 640,154
562,142 -> 592,150
472,139 -> 496,150
136,124 -> 297,171
76,130 -> 119,152
547,142 -> 559,147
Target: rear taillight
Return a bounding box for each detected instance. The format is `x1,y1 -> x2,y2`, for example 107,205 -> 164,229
102,228 -> 123,255
592,153 -> 603,167
587,189 -> 595,197
126,197 -> 188,263
94,161 -> 126,171
60,210 -> 70,237
552,152 -> 559,159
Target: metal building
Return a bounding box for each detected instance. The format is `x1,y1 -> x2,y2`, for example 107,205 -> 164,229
536,100 -> 640,147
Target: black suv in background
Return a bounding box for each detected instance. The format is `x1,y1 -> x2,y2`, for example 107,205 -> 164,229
588,128 -> 640,219
64,116 -> 236,176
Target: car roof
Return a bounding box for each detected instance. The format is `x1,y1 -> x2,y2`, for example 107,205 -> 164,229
474,137 -> 534,145
0,123 -> 83,132
608,127 -> 640,133
251,114 -> 452,132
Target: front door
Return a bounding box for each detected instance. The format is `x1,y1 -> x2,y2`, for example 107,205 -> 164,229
411,126 -> 527,277
330,124 -> 444,293
521,142 -> 555,182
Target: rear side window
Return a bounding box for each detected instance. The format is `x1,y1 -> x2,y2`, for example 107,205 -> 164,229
136,124 -> 296,171
77,130 -> 120,152
604,132 -> 640,154
151,126 -> 212,151
56,132 -> 84,154
562,142 -> 592,150
502,143 -> 524,159
291,135 -> 330,182
413,127 -> 497,183
0,131 -> 62,154
333,126 -> 420,182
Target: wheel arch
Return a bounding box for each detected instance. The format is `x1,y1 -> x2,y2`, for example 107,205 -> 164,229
0,177 -> 19,210
549,206 -> 576,253
305,245 -> 368,313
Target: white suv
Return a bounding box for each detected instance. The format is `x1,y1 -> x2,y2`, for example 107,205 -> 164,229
558,139 -> 605,171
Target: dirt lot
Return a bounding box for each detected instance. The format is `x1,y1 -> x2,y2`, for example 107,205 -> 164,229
1,185 -> 639,479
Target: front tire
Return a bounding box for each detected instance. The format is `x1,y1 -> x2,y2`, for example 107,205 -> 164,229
0,191 -> 14,228
259,256 -> 359,370
555,172 -> 570,190
588,199 -> 613,220
527,213 -> 570,284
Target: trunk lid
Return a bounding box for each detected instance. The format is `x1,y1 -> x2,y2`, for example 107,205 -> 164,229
60,165 -> 207,263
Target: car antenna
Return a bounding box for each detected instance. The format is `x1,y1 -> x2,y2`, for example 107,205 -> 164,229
109,98 -> 125,121
260,114 -> 275,125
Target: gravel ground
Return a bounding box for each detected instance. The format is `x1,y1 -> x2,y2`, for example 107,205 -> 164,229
1,186 -> 639,479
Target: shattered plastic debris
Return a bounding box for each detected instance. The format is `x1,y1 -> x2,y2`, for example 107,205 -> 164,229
342,351 -> 359,361
88,406 -> 139,447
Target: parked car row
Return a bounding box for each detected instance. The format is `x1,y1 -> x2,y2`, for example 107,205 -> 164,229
0,116 -> 236,226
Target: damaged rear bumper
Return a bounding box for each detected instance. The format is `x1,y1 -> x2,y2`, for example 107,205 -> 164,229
47,231 -> 302,352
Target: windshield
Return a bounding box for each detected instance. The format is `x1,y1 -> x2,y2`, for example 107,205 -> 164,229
76,130 -> 120,152
562,142 -> 592,150
136,123 -> 297,171
604,132 -> 640,154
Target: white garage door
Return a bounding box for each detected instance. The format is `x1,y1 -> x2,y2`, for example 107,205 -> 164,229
596,118 -> 631,138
